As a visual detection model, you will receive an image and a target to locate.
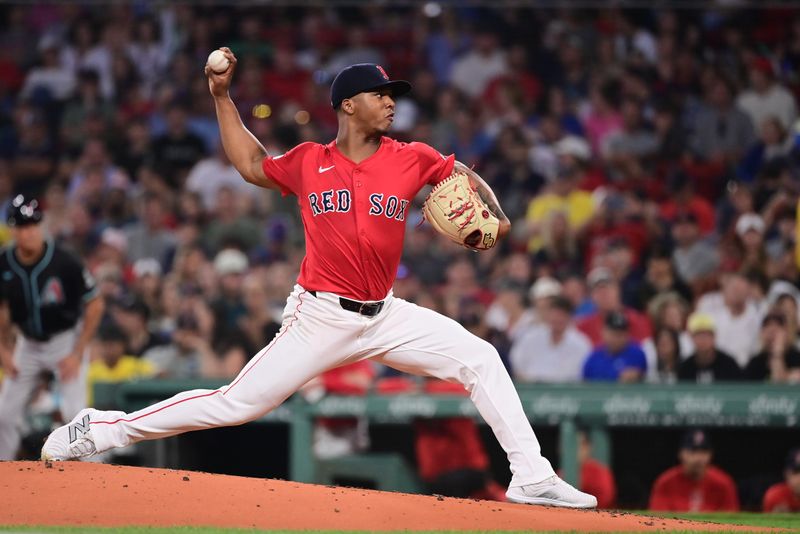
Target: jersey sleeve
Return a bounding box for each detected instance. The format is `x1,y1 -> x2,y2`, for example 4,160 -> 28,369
647,474 -> 672,511
261,142 -> 312,197
410,142 -> 455,187
63,250 -> 98,302
719,473 -> 740,511
762,485 -> 786,512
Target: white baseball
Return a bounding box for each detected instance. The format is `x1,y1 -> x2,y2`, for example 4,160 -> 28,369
207,49 -> 230,74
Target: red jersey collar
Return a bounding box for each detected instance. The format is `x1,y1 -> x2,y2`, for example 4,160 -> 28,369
327,136 -> 388,167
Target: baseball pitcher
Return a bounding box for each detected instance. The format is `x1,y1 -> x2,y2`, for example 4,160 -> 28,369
42,51 -> 596,508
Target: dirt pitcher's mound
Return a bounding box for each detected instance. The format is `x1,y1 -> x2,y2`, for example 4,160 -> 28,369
0,461 -> 763,531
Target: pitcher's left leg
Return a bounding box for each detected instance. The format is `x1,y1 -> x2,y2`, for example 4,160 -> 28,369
366,298 -> 596,508
367,298 -> 553,486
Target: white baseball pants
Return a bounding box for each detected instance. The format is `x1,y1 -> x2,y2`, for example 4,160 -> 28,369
88,285 -> 556,486
0,328 -> 88,459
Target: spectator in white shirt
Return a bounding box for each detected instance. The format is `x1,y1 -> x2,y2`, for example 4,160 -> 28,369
186,144 -> 254,210
696,271 -> 765,368
450,29 -> 508,99
737,57 -> 797,131
528,276 -> 563,324
21,35 -> 76,101
484,280 -> 537,343
510,295 -> 591,383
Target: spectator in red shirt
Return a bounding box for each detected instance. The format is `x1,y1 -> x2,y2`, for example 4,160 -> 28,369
763,448 -> 800,512
262,45 -> 311,107
649,429 -> 739,512
577,267 -> 651,346
659,172 -> 716,236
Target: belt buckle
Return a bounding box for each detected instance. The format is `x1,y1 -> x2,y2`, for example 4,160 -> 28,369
358,302 -> 368,315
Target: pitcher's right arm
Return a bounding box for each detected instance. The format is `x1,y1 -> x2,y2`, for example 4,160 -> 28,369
206,47 -> 278,190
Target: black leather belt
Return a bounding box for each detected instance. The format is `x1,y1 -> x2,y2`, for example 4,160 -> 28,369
307,290 -> 385,317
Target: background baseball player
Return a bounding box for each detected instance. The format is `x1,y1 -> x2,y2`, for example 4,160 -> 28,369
42,50 -> 596,508
0,194 -> 104,460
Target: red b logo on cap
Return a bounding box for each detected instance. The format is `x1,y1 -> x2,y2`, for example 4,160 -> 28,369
376,65 -> 389,80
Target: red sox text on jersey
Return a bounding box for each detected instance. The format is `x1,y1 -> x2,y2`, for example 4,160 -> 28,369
262,137 -> 454,302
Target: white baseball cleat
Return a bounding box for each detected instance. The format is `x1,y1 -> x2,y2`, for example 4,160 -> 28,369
506,475 -> 598,508
41,408 -> 99,461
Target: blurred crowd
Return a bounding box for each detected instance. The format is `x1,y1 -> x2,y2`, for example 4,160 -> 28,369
2,5 -> 800,395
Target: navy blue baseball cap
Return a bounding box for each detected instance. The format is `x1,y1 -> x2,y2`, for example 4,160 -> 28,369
7,194 -> 43,227
681,429 -> 712,451
330,63 -> 411,109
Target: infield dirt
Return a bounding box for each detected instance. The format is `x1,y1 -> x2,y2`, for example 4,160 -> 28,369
0,461 -> 772,531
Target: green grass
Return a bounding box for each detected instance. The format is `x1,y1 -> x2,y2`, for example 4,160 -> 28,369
0,514 -> 797,534
648,512 -> 800,530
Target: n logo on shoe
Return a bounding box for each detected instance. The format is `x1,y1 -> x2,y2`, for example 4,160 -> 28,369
68,414 -> 91,444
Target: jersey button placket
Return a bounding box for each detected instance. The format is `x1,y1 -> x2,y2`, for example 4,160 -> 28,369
352,166 -> 370,291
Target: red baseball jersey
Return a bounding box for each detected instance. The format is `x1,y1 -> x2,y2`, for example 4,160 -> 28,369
648,466 -> 739,512
262,137 -> 454,301
763,482 -> 800,512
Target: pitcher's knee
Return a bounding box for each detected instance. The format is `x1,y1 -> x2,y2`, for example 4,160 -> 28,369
455,339 -> 505,388
219,391 -> 284,425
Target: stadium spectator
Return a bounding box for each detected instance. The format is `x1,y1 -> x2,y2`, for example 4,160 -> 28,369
87,322 -> 154,405
582,310 -> 647,382
185,143 -> 253,210
484,280 -> 534,346
210,248 -> 249,347
645,327 -> 681,384
744,312 -> 800,383
641,292 -> 694,367
670,212 -> 719,292
688,74 -> 755,177
123,193 -> 177,268
737,58 -> 797,131
649,429 -> 739,512
727,213 -> 769,276
678,313 -> 742,383
142,307 -> 218,379
604,97 -> 658,168
659,173 -> 716,236
561,271 -> 594,318
576,267 -> 651,346
10,106 -> 56,197
510,295 -> 591,383
635,251 -> 693,311
238,272 -> 281,356
21,34 -> 76,101
109,296 -> 165,357
763,448 -> 800,512
772,291 -> 800,350
525,136 -> 594,254
738,117 -> 795,184
202,186 -> 261,253
584,78 -> 623,158
527,276 -> 563,325
696,271 -> 764,368
450,28 -> 508,99
149,104 -> 208,189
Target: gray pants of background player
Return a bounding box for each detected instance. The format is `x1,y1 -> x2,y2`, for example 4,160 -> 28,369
0,328 -> 87,460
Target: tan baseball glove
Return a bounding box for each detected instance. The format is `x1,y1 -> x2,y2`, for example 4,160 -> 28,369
422,169 -> 500,250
